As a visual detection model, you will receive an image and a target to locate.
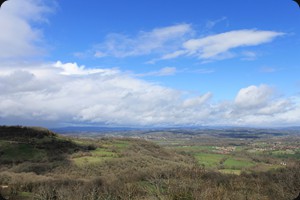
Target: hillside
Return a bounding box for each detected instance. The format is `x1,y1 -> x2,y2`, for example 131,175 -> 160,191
0,126 -> 299,200
0,126 -> 94,167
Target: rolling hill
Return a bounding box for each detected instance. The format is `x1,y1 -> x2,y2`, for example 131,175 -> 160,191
0,126 -> 299,200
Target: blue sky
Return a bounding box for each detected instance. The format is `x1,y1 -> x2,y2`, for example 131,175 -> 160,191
0,0 -> 300,127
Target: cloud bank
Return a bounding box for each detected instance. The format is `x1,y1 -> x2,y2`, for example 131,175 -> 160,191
0,62 -> 299,127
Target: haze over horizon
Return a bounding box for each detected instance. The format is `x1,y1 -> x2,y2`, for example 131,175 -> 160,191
0,0 -> 300,128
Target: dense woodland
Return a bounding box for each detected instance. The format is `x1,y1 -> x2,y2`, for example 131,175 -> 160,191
0,126 -> 299,200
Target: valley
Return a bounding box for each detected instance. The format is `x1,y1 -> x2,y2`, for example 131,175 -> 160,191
0,126 -> 300,200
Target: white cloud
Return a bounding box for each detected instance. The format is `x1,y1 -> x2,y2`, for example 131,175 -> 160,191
183,30 -> 284,59
258,99 -> 292,115
0,62 -> 185,126
234,84 -> 274,109
224,85 -> 300,126
0,0 -> 53,60
54,61 -> 119,76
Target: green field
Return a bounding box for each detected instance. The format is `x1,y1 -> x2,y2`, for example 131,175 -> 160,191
175,145 -> 215,151
170,142 -> 294,174
72,147 -> 118,166
223,157 -> 255,169
70,140 -> 132,166
194,152 -> 226,168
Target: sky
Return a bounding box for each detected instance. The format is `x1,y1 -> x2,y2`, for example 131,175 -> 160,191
0,0 -> 300,128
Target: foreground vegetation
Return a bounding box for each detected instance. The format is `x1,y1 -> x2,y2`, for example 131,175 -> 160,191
0,126 -> 300,200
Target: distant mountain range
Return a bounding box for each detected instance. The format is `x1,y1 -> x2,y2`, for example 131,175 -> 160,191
50,126 -> 141,133
50,125 -> 300,134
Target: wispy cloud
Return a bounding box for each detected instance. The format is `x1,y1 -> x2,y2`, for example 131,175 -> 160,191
160,50 -> 187,60
182,29 -> 284,60
259,66 -> 278,73
205,16 -> 228,29
86,26 -> 284,63
193,68 -> 215,74
241,51 -> 258,60
92,24 -> 193,58
137,67 -> 177,77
